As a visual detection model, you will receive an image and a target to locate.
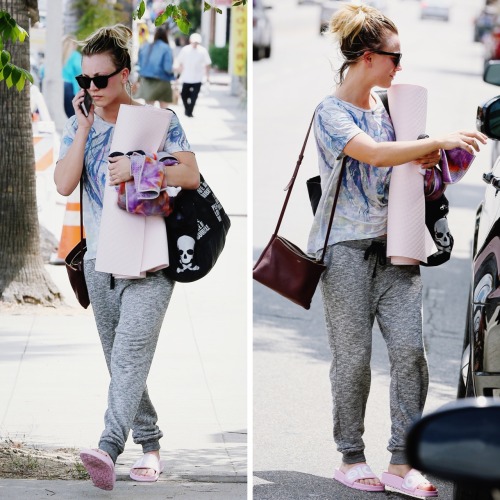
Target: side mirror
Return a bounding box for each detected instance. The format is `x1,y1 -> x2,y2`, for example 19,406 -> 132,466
484,61 -> 500,87
406,398 -> 500,487
477,95 -> 500,140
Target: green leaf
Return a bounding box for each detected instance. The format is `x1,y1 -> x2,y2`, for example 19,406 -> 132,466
7,15 -> 16,29
22,68 -> 34,84
2,63 -> 12,81
165,5 -> 175,17
176,18 -> 190,35
138,1 -> 146,19
133,1 -> 146,20
15,73 -> 25,91
2,25 -> 12,42
215,7 -> 222,14
204,1 -> 212,11
0,49 -> 10,68
10,66 -> 21,87
155,11 -> 169,26
15,25 -> 28,43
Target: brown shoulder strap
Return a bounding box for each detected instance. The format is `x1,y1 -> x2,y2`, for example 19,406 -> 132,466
273,112 -> 346,264
79,178 -> 84,242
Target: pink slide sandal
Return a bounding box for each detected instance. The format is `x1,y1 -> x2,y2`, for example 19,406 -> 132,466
129,453 -> 164,482
381,469 -> 438,498
80,448 -> 116,491
334,464 -> 385,492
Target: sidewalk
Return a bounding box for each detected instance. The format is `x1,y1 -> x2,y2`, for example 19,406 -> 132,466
0,77 -> 247,498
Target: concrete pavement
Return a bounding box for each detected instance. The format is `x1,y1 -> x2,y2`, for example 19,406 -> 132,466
0,75 -> 248,498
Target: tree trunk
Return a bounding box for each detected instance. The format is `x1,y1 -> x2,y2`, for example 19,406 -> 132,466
0,0 -> 61,305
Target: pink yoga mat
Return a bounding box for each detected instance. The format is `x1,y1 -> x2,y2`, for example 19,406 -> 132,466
386,84 -> 436,265
95,105 -> 172,278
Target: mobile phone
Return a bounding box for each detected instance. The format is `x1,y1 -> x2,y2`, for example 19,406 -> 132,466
80,90 -> 92,117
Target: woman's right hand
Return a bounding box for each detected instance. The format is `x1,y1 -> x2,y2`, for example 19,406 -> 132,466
73,89 -> 94,128
438,130 -> 488,154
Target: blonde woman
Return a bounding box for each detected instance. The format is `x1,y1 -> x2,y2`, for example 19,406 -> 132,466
307,5 -> 487,497
54,25 -> 199,491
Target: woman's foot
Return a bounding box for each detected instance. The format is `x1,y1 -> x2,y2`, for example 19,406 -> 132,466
387,464 -> 436,492
80,448 -> 116,491
130,451 -> 162,481
381,465 -> 438,497
339,462 -> 383,487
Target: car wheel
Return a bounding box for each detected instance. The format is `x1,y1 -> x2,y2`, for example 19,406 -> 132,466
264,45 -> 271,58
457,346 -> 474,398
453,482 -> 494,500
253,46 -> 260,61
457,293 -> 475,398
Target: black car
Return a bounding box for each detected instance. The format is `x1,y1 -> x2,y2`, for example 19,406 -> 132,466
407,398 -> 500,500
456,60 -> 500,499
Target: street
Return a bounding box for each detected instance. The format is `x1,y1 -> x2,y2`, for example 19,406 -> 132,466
253,0 -> 496,498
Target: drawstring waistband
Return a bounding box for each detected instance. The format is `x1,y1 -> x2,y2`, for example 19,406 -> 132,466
364,240 -> 387,278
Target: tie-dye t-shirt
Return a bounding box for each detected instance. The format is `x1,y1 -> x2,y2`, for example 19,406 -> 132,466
58,109 -> 192,259
307,93 -> 395,255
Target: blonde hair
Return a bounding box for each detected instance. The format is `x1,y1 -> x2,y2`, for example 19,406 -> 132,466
329,4 -> 398,84
80,24 -> 132,71
62,35 -> 78,66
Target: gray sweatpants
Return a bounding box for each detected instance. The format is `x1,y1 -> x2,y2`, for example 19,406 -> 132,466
84,259 -> 174,463
320,238 -> 428,465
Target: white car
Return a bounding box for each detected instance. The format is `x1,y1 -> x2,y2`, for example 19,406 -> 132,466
419,0 -> 451,22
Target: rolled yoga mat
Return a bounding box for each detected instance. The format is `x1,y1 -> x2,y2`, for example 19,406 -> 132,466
386,84 -> 436,265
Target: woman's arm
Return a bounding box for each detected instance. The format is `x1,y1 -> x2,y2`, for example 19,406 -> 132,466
167,151 -> 200,189
108,151 -> 200,190
344,130 -> 488,168
54,90 -> 94,195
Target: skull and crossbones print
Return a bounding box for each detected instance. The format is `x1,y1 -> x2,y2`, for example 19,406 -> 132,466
434,217 -> 452,254
176,235 -> 200,273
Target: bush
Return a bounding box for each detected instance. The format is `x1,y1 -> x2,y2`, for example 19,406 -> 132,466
209,45 -> 229,72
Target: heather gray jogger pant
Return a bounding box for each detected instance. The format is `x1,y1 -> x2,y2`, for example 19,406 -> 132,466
84,260 -> 175,463
319,238 -> 428,465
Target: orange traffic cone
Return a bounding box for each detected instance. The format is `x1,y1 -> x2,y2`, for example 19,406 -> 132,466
57,186 -> 85,261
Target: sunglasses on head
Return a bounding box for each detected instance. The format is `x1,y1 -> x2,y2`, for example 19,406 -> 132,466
76,67 -> 123,89
371,49 -> 402,68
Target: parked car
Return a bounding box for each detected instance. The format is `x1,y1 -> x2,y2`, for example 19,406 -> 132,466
253,0 -> 272,61
406,398 -> 500,500
419,0 -> 451,22
456,59 -> 500,499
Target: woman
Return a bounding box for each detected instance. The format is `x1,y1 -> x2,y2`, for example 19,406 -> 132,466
137,25 -> 175,108
307,5 -> 487,498
54,25 -> 199,491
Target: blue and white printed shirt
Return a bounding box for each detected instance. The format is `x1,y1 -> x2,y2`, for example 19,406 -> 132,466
58,110 -> 192,260
307,93 -> 395,255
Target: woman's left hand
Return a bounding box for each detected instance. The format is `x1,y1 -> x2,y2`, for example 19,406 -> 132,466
108,155 -> 132,185
414,149 -> 441,169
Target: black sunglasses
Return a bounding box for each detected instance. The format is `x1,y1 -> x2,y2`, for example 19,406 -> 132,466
371,50 -> 402,68
76,67 -> 123,89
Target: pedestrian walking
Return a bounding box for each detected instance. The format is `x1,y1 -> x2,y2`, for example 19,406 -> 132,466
54,24 -> 199,491
306,4 -> 487,498
137,25 -> 175,108
177,33 -> 211,117
62,35 -> 81,118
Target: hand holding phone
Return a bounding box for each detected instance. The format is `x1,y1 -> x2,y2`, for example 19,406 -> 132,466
80,90 -> 92,117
